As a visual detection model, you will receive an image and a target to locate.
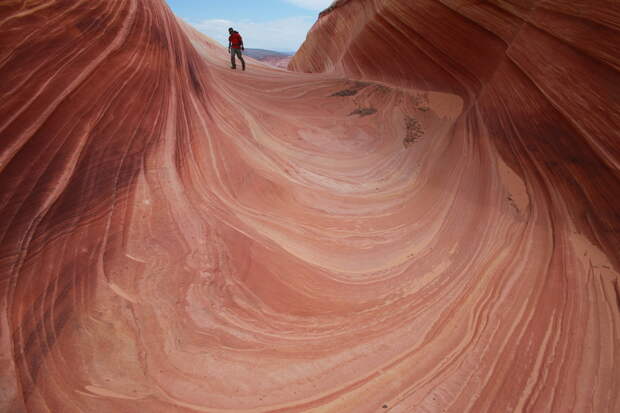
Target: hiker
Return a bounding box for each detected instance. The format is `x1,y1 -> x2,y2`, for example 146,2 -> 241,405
228,27 -> 245,70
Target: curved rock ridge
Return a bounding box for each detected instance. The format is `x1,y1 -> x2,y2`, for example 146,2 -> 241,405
0,0 -> 618,412
291,0 -> 620,266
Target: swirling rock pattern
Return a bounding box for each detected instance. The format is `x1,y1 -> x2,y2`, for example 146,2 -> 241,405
0,0 -> 618,412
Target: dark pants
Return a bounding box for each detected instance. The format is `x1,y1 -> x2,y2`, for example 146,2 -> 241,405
230,48 -> 245,69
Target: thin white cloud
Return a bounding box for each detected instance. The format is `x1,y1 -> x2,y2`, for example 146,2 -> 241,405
187,16 -> 316,52
281,0 -> 334,11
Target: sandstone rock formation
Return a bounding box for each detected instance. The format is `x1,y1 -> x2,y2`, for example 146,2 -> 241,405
1,0 -> 618,412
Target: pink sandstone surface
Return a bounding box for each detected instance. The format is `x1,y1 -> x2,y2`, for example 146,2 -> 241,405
0,0 -> 619,412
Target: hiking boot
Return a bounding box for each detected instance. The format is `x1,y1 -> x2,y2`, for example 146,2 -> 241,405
231,66 -> 236,69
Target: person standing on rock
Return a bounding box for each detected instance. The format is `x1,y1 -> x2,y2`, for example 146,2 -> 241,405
228,27 -> 246,71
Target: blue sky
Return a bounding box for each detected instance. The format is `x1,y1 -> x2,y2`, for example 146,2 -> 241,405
165,0 -> 334,52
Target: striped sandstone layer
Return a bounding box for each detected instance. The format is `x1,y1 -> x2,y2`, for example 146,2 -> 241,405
1,0 -> 619,412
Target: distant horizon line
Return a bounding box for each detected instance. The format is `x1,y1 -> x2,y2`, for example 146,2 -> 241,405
245,47 -> 297,55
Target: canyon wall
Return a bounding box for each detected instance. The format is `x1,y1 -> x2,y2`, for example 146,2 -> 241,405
291,0 -> 620,268
0,0 -> 618,412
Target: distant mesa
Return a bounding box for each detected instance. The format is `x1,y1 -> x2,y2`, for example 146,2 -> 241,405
244,48 -> 293,69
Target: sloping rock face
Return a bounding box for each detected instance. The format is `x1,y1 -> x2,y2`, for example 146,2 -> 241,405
0,0 -> 618,412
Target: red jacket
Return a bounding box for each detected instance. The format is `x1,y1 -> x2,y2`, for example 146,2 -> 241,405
229,32 -> 243,49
